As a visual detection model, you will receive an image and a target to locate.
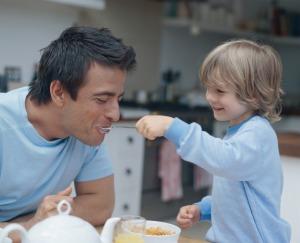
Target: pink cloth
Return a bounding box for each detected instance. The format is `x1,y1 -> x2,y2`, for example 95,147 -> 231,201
193,166 -> 213,191
159,140 -> 183,202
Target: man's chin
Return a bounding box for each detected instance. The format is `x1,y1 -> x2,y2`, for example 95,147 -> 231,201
79,136 -> 105,146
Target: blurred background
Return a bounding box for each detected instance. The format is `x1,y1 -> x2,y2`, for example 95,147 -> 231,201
1,0 -> 300,242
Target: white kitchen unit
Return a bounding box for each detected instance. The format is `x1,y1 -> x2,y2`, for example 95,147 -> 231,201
281,155 -> 300,243
104,120 -> 145,217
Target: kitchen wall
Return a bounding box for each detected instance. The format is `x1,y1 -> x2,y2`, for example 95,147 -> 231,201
0,0 -> 163,99
78,0 -> 163,99
273,43 -> 300,96
160,0 -> 300,97
161,28 -> 300,96
160,27 -> 231,93
0,0 -> 79,84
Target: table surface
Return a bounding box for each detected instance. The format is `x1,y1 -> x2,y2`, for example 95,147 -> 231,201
179,236 -> 207,243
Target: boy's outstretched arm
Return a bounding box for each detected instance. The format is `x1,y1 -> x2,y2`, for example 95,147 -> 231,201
136,115 -> 174,140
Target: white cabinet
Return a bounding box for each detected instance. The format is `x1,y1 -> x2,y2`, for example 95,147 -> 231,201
281,155 -> 300,243
104,121 -> 145,216
45,0 -> 105,10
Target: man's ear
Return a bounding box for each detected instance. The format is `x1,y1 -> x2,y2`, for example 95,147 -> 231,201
50,80 -> 65,107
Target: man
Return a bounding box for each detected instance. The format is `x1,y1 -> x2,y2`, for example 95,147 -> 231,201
0,26 -> 136,240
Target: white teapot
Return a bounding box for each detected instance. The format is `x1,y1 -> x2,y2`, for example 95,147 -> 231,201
0,200 -> 120,243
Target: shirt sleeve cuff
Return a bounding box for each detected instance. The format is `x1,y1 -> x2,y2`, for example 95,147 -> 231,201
164,118 -> 189,148
195,196 -> 212,221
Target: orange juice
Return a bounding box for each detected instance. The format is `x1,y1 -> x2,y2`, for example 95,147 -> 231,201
114,233 -> 144,243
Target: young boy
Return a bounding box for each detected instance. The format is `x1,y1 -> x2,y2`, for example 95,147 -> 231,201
136,40 -> 291,242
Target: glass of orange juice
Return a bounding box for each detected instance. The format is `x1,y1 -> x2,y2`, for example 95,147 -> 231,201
114,215 -> 145,243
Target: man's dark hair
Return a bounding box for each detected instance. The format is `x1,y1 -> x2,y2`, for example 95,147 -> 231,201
29,26 -> 136,104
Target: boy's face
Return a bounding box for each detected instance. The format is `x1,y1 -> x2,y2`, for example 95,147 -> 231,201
61,63 -> 126,146
205,86 -> 253,126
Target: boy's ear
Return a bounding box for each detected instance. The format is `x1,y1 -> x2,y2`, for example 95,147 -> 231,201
50,80 -> 65,107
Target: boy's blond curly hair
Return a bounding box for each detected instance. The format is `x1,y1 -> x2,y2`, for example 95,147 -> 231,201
200,39 -> 283,123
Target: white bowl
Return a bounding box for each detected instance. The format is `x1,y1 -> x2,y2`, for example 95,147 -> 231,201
143,220 -> 181,243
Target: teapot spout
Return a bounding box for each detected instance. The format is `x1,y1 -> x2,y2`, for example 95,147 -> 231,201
100,217 -> 120,243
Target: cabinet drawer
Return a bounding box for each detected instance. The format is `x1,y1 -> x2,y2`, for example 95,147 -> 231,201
113,189 -> 141,216
104,121 -> 145,216
105,125 -> 143,156
113,162 -> 143,191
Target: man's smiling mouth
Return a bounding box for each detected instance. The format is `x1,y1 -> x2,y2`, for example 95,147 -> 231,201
96,125 -> 112,134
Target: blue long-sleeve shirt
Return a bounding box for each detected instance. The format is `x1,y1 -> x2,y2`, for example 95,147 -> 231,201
165,115 -> 290,243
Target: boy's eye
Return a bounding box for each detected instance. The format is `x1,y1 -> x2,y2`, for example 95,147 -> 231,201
216,89 -> 225,94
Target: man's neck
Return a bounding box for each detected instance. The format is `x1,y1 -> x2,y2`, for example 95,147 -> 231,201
25,96 -> 68,141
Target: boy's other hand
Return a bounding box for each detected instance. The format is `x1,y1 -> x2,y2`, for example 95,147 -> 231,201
135,115 -> 173,140
176,204 -> 200,229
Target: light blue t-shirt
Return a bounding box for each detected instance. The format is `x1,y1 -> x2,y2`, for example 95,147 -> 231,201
165,116 -> 291,243
0,87 -> 113,221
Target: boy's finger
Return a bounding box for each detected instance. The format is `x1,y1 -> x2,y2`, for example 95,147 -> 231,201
188,206 -> 199,217
177,218 -> 192,225
178,212 -> 189,219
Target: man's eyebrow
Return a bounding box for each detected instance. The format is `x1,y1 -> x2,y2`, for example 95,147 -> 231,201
93,92 -> 125,97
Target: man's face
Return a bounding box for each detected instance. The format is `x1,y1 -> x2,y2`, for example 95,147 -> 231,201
61,63 -> 126,146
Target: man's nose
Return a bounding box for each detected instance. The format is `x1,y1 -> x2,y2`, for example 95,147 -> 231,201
106,102 -> 120,122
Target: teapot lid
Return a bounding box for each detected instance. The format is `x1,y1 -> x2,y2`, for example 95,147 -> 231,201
31,200 -> 87,229
28,200 -> 102,243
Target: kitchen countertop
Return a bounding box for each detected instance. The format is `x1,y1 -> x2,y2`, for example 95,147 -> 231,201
277,132 -> 300,158
120,100 -> 211,112
120,100 -> 300,116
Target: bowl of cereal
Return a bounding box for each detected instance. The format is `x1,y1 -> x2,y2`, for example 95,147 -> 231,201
143,220 -> 181,243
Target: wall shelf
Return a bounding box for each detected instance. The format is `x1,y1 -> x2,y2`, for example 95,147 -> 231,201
164,18 -> 300,46
45,0 -> 105,10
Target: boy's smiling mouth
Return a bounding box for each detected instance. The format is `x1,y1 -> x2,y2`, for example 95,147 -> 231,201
212,106 -> 224,111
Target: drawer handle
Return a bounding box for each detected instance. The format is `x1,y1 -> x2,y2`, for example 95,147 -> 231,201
123,203 -> 129,211
127,136 -> 134,144
125,168 -> 132,176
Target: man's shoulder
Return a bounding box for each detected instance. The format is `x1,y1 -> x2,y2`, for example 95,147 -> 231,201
0,87 -> 28,128
0,87 -> 28,109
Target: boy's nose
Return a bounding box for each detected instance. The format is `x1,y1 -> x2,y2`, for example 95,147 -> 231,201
206,90 -> 214,102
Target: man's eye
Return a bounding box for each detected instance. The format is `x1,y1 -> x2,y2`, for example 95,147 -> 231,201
118,96 -> 123,102
96,98 -> 107,104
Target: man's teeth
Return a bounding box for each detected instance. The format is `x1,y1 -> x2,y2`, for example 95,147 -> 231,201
98,127 -> 112,134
